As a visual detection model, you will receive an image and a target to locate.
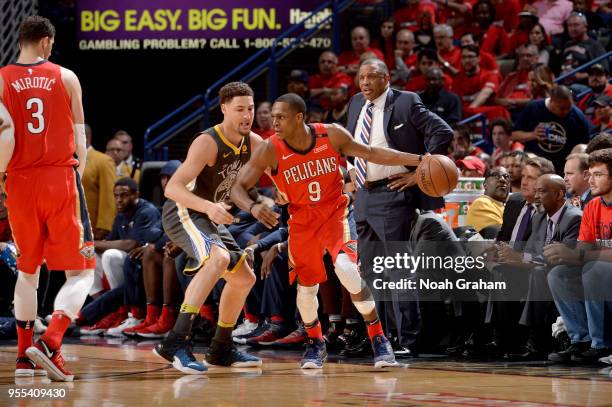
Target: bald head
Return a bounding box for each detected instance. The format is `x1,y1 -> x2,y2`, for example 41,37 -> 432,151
535,174 -> 566,215
351,26 -> 370,53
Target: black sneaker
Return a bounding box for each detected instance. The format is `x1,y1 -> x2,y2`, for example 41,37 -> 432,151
323,322 -> 344,350
233,321 -> 268,345
205,339 -> 262,367
338,327 -> 370,357
548,342 -> 590,363
572,347 -> 612,364
192,316 -> 216,345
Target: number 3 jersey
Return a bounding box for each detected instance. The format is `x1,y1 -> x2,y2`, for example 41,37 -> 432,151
1,60 -> 77,172
269,123 -> 345,215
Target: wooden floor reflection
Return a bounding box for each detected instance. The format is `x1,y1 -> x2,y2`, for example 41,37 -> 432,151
1,339 -> 611,406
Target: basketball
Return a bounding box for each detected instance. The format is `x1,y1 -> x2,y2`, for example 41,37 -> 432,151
416,154 -> 459,197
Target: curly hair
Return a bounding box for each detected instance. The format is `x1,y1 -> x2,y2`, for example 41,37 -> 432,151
588,148 -> 612,176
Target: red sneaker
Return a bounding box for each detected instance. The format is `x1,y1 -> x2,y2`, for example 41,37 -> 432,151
79,309 -> 128,335
271,325 -> 307,349
26,340 -> 74,382
137,307 -> 177,339
15,357 -> 47,377
246,322 -> 287,346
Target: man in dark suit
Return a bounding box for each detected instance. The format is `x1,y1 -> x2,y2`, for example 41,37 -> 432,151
497,174 -> 582,360
346,58 -> 453,354
482,157 -> 556,357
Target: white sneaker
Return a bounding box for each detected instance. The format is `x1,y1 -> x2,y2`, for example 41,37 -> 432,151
105,314 -> 142,337
34,317 -> 47,334
599,355 -> 612,365
232,320 -> 258,337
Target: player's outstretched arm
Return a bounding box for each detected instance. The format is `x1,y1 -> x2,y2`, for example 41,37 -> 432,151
61,68 -> 87,177
165,133 -> 233,224
231,140 -> 280,229
327,123 -> 421,167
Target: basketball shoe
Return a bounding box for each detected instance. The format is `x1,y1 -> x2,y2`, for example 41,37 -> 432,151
26,339 -> 74,381
301,338 -> 327,369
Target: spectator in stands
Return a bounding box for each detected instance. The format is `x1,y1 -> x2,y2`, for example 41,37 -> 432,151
591,96 -> 612,133
491,0 -> 522,32
252,102 -> 274,139
499,174 -> 582,361
546,148 -> 612,364
528,22 -> 553,65
454,44 -> 510,121
495,44 -> 540,114
394,0 -> 437,31
532,0 -> 573,36
572,0 -> 605,32
459,33 -> 499,72
390,29 -> 417,87
586,133 -> 612,154
83,124 -> 117,240
114,131 -> 141,182
491,118 -> 525,166
84,178 -> 163,336
484,157 -> 555,357
405,48 -> 453,93
371,17 -> 396,69
323,86 -> 350,126
577,65 -> 612,123
457,155 -> 487,177
309,51 -> 353,112
560,12 -> 608,88
466,166 -> 510,232
287,69 -> 310,101
528,64 -> 555,100
432,0 -> 472,34
418,67 -> 462,125
338,26 -> 384,77
507,9 -> 540,55
106,138 -> 126,175
508,150 -> 528,193
413,10 -> 436,49
564,152 -> 593,209
513,85 -> 592,174
434,24 -> 461,76
470,0 -> 510,56
451,123 -> 487,162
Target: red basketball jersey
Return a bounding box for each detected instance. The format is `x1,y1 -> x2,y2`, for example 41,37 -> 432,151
270,123 -> 344,211
1,60 -> 77,172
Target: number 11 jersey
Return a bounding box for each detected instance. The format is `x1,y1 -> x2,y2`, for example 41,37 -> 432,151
1,60 -> 77,172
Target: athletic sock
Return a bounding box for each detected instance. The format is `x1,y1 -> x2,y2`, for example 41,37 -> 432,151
41,311 -> 71,350
16,320 -> 35,359
366,318 -> 384,339
304,320 -> 323,340
172,303 -> 199,339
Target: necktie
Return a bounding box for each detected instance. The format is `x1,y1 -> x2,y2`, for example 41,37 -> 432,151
355,102 -> 375,189
514,204 -> 533,249
545,219 -> 555,245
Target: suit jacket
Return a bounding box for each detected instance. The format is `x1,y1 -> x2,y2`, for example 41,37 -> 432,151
346,88 -> 453,211
82,148 -> 117,231
524,203 -> 582,260
497,193 -> 531,247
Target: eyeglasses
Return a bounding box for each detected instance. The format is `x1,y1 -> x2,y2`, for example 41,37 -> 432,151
358,73 -> 386,82
487,172 -> 511,180
590,172 -> 610,179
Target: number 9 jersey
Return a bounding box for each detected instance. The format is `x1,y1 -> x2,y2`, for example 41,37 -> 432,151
1,60 -> 77,172
270,123 -> 356,286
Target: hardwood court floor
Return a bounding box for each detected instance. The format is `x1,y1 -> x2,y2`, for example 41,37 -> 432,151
1,339 -> 611,406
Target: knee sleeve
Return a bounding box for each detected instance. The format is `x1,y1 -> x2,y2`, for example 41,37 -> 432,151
334,253 -> 364,294
296,284 -> 319,324
102,249 -> 127,289
14,269 -> 40,321
352,297 -> 376,316
54,269 -> 95,320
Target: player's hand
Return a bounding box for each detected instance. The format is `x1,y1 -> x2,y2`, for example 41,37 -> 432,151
534,124 -> 548,141
387,172 -> 416,191
205,201 -> 234,224
251,202 -> 280,229
129,245 -> 146,260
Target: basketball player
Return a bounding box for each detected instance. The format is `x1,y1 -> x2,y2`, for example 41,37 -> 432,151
231,93 -> 423,369
153,82 -> 263,374
0,16 -> 94,381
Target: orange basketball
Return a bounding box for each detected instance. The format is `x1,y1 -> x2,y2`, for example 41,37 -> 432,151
416,154 -> 459,197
